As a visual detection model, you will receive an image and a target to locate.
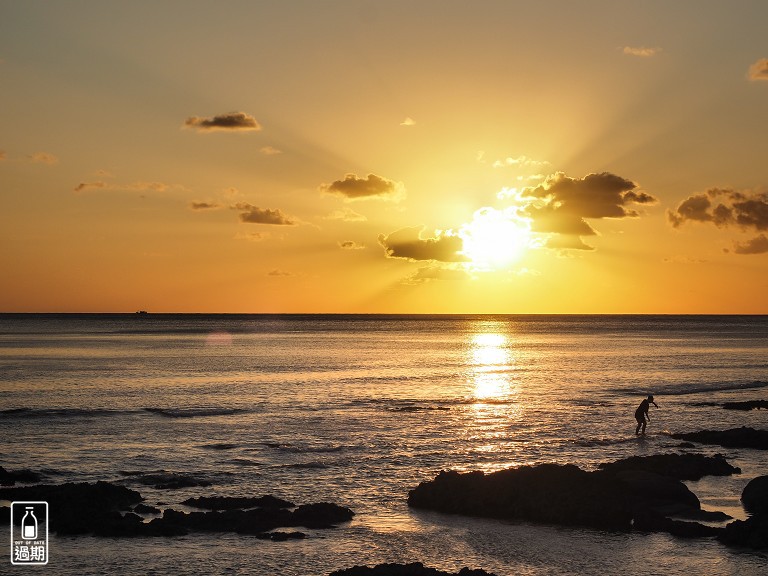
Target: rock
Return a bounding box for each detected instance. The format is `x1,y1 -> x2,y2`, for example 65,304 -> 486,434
255,531 -> 306,541
408,461 -> 728,538
742,475 -> 768,514
133,503 -> 161,514
722,400 -> 768,411
0,507 -> 9,524
676,442 -> 696,449
718,514 -> 768,549
119,470 -> 213,489
292,502 -> 355,528
182,495 -> 295,510
0,466 -> 43,486
408,464 -> 634,531
671,427 -> 768,450
329,562 -> 498,576
0,481 -> 143,535
613,470 -> 700,515
599,453 -> 740,481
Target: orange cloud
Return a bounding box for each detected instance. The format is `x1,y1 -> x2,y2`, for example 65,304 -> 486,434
748,58 -> 768,81
321,173 -> 405,202
378,226 -> 467,262
232,203 -> 296,225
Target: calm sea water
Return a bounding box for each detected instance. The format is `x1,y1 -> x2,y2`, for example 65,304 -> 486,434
1,314 -> 767,575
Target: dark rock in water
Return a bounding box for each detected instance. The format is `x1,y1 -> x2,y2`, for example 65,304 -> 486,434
133,503 -> 161,514
330,562 -> 497,576
408,461 -> 729,539
0,506 -> 9,524
255,531 -> 306,541
676,442 -> 696,449
0,465 -> 43,486
408,464 -> 633,531
722,400 -> 768,411
292,502 -> 355,528
598,453 -> 741,480
671,427 -> 768,450
182,494 -> 295,510
0,481 -> 142,535
742,475 -> 768,514
613,470 -> 699,514
119,470 -> 213,489
718,514 -> 768,549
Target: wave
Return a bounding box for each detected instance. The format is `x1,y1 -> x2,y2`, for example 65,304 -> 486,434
260,442 -> 349,454
142,407 -> 247,418
0,407 -> 133,418
199,443 -> 239,450
280,462 -> 330,469
571,436 -> 646,448
613,380 -> 768,397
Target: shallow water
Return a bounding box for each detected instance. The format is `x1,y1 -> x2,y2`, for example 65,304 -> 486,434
1,314 -> 767,574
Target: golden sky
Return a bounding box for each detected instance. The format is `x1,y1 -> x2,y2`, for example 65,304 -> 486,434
1,1 -> 767,313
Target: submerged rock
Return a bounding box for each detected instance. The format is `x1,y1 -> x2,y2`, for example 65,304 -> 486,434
182,495 -> 295,510
119,470 -> 214,489
671,427 -> 768,450
722,400 -> 768,411
330,562 -> 497,576
598,453 -> 740,480
742,475 -> 768,514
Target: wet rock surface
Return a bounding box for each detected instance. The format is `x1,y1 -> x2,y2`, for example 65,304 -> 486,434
330,562 -> 497,576
670,427 -> 768,450
598,453 -> 741,480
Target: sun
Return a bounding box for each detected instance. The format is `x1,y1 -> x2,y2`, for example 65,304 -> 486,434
459,208 -> 532,269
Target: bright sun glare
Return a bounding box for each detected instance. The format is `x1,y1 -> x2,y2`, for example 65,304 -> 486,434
460,208 -> 532,270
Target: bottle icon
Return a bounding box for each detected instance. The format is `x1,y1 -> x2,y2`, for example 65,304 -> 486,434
21,507 -> 38,540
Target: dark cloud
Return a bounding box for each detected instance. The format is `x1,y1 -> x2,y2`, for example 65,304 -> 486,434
545,235 -> 595,251
338,240 -> 365,250
74,181 -> 108,192
321,173 -> 404,202
522,172 -> 654,219
232,203 -> 295,225
29,152 -> 58,164
190,201 -> 221,210
732,234 -> 768,255
185,112 -> 261,132
378,226 -> 467,262
748,58 -> 768,81
267,269 -> 293,277
74,180 -> 172,193
515,172 -> 655,249
668,188 -> 768,231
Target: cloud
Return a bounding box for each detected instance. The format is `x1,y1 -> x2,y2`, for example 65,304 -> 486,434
73,180 -> 174,193
339,240 -> 365,250
74,181 -> 108,192
748,58 -> 768,81
403,266 -> 469,285
516,172 -> 655,244
29,152 -> 59,164
321,173 -> 405,202
267,269 -> 293,277
732,234 -> 768,255
545,235 -> 595,251
378,226 -> 467,262
492,155 -> 550,168
324,207 -> 367,222
260,146 -> 283,155
184,111 -> 261,132
668,188 -> 768,231
235,232 -> 269,242
0,151 -> 6,161
232,203 -> 296,225
190,201 -> 221,210
400,117 -> 416,126
623,46 -> 661,57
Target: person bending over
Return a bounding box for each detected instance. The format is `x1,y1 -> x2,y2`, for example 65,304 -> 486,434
635,394 -> 658,435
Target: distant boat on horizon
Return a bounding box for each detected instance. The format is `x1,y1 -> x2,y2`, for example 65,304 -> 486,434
135,310 -> 149,315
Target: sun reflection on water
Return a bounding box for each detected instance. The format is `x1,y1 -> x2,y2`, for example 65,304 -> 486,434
470,332 -> 514,401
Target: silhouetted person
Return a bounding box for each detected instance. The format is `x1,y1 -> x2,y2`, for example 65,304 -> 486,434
635,394 -> 658,435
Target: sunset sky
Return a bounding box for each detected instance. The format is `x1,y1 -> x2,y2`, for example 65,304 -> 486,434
1,1 -> 767,313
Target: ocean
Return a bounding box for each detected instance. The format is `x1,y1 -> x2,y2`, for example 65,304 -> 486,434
1,314 -> 767,575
